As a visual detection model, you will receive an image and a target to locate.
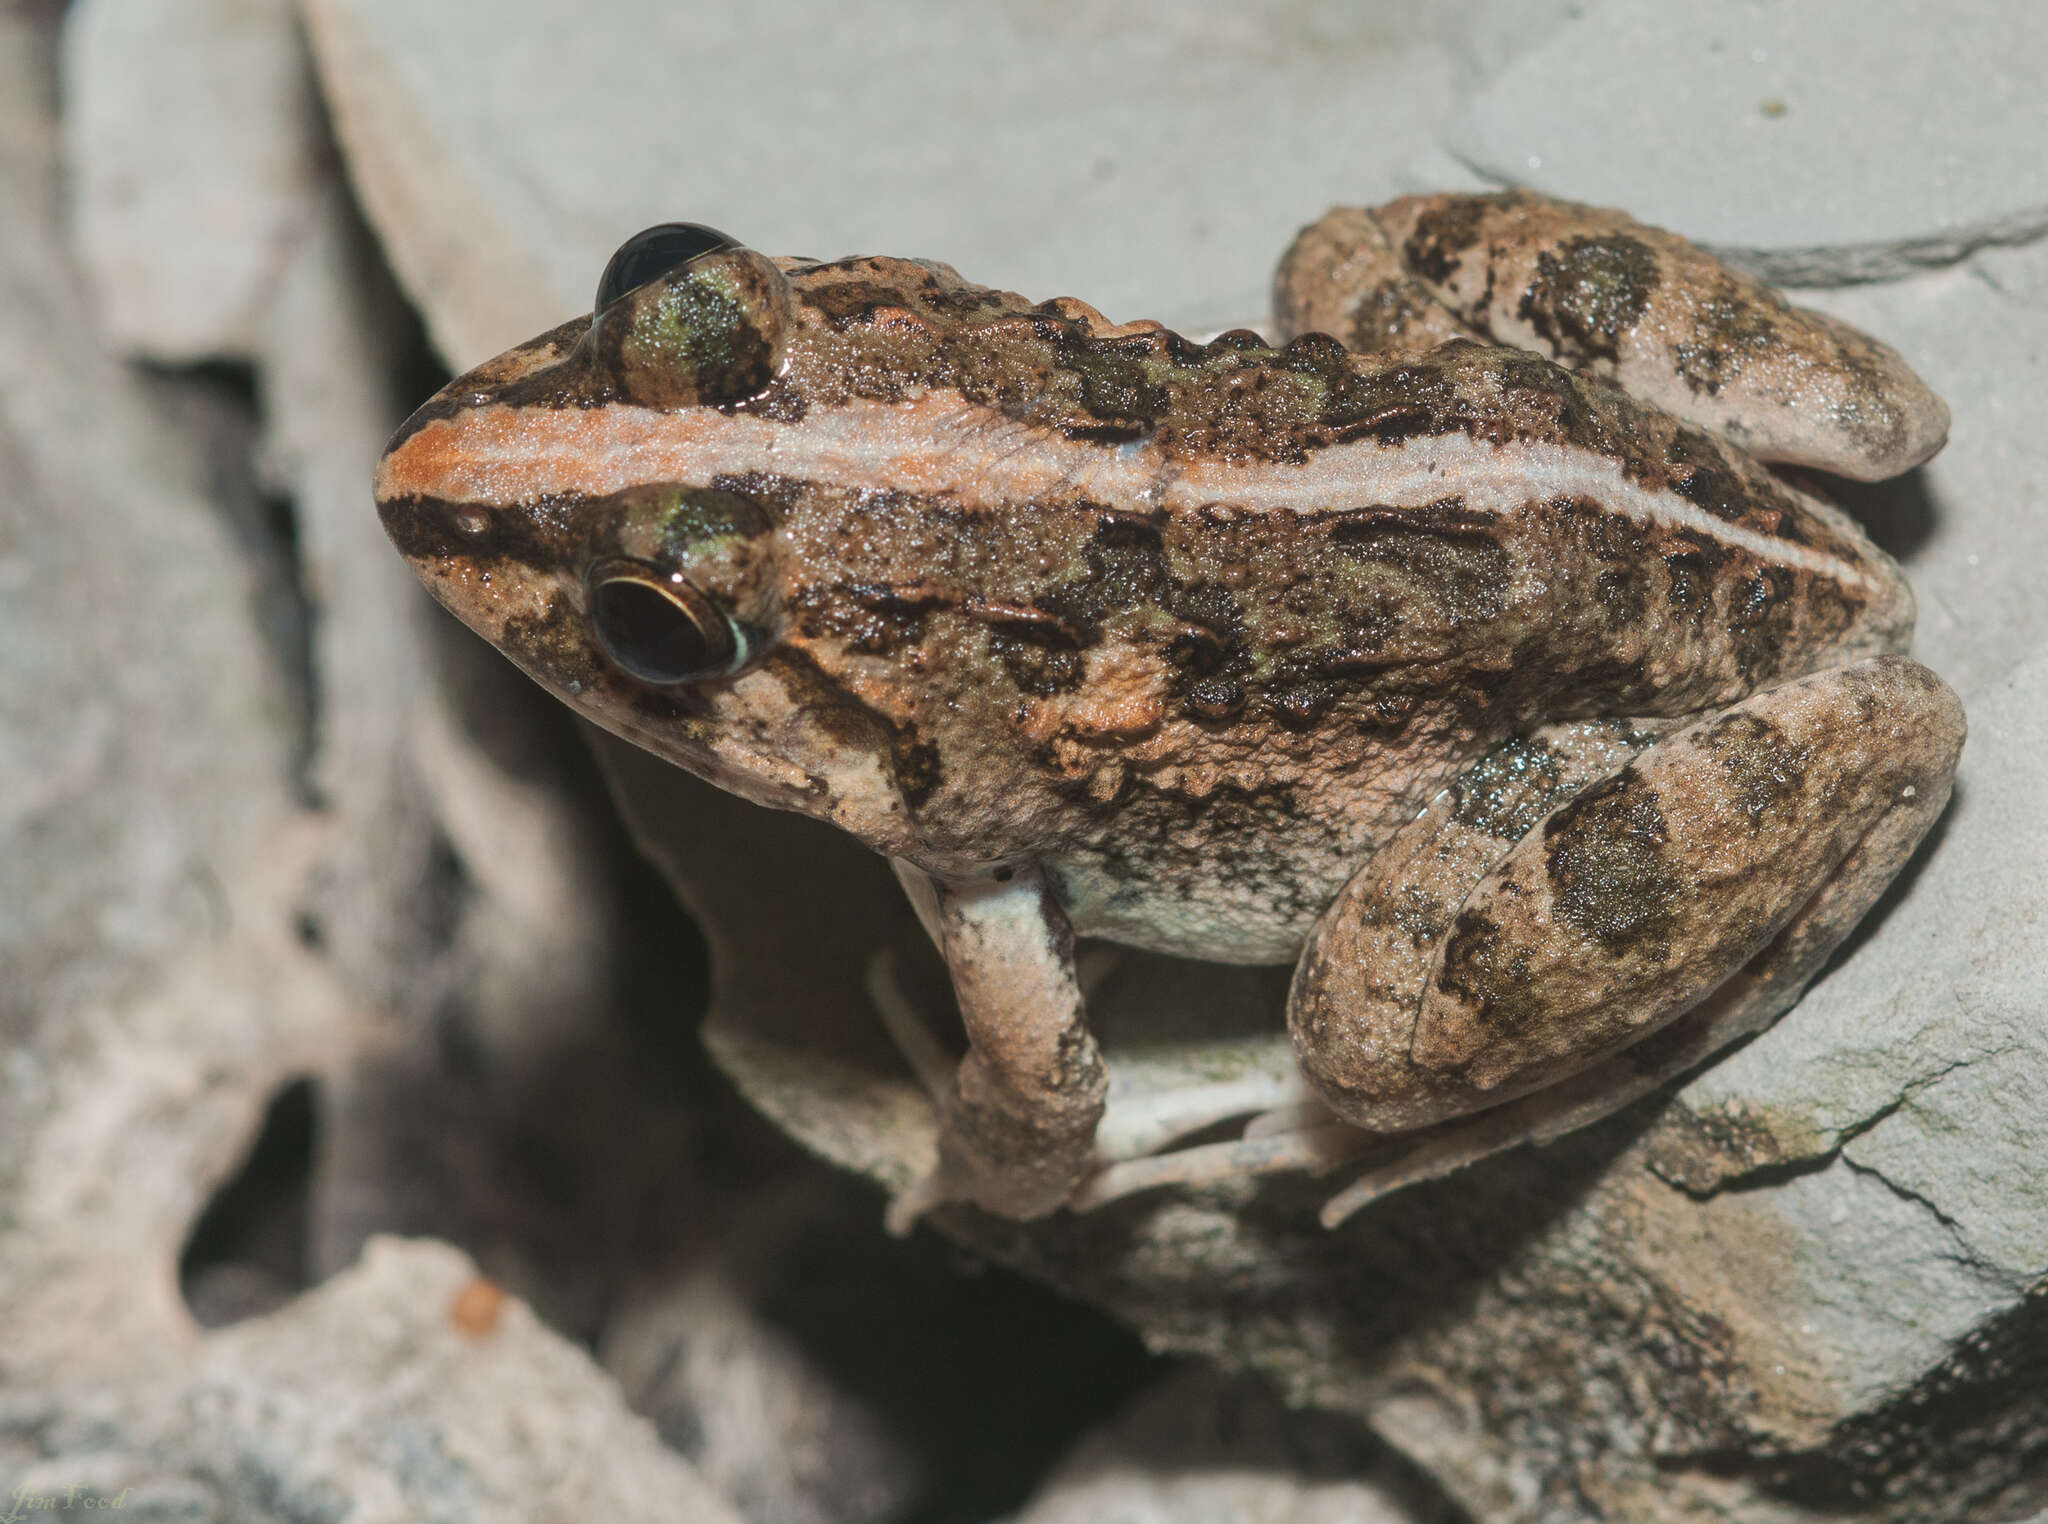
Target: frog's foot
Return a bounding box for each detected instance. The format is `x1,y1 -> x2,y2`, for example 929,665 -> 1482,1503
1090,1071 -> 1323,1160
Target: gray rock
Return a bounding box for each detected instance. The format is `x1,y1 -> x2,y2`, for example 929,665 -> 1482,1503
5,1237 -> 744,1524
601,1182 -> 925,1524
1446,0 -> 2048,283
61,0 -> 330,361
301,0 -> 1463,360
1014,1365 -> 1454,1524
0,3 -> 346,1387
8,9 -> 745,1519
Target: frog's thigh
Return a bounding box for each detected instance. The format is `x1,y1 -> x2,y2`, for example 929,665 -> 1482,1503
891,861 -> 1108,1221
1293,655 -> 1965,1143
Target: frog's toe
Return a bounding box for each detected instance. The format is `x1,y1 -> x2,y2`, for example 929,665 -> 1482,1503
1090,1073 -> 1321,1162
864,947 -> 956,1104
1069,1117 -> 1370,1213
883,1168 -> 951,1238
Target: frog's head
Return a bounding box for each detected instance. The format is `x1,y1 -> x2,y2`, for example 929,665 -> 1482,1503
373,225 -> 924,854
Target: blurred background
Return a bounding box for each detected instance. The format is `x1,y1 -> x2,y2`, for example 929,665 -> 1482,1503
4,1 -> 2046,1520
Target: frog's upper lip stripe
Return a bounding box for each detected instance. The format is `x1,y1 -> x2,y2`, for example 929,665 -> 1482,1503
374,391 -> 1883,593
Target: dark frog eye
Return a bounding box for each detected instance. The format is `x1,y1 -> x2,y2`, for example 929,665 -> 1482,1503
584,558 -> 750,685
595,222 -> 738,310
584,234 -> 794,410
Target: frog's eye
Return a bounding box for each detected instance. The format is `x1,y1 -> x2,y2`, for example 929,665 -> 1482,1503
595,222 -> 738,310
585,560 -> 750,685
586,242 -> 794,409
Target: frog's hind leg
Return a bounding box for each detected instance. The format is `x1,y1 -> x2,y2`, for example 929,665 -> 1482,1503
1296,656 -> 1963,1226
1070,715 -> 1663,1214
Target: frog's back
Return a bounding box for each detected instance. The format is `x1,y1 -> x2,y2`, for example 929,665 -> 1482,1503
376,249 -> 1914,962
768,256 -> 1911,738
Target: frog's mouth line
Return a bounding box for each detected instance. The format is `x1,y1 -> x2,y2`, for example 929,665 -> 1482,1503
377,390 -> 1887,600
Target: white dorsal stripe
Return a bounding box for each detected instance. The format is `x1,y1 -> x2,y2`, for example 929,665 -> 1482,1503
386,390 -> 1875,591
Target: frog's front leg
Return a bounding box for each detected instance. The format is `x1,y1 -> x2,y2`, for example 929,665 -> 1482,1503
885,861 -> 1107,1230
1292,655 -> 1963,1218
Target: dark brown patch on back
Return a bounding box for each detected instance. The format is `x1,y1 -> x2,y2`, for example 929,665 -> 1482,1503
1329,498 -> 1511,625
1517,233 -> 1661,367
1543,770 -> 1681,957
1402,193 -> 1512,285
1434,910 -> 1546,1043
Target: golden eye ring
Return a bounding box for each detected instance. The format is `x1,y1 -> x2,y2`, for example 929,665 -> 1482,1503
583,558 -> 745,685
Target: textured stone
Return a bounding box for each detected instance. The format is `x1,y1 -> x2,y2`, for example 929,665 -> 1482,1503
8,10 -> 748,1519
61,0 -> 330,361
1015,1365 -> 1453,1524
40,0 -> 2044,1517
1446,0 -> 2048,283
301,0 -> 1460,365
600,1183 -> 926,1524
5,1238 -> 744,1524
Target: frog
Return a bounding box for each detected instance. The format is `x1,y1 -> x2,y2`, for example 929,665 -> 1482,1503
374,191 -> 1964,1232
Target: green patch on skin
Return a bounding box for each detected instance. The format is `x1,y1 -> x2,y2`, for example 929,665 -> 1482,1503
1330,520 -> 1511,626
637,272 -> 771,393
1450,737 -> 1568,841
1055,332 -> 1174,427
605,254 -> 786,408
604,485 -> 773,564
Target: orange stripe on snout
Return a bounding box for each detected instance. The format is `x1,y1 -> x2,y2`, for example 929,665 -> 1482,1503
375,404 -> 774,505
372,393 -> 1141,510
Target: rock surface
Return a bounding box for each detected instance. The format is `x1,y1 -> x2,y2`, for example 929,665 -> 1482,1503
60,0 -> 332,361
1447,0 -> 2048,283
7,1237 -> 746,1523
547,2 -> 2048,1516
1014,1365 -> 1456,1524
302,0 -> 1460,363
12,0 -> 2048,1519
9,5 -> 741,1519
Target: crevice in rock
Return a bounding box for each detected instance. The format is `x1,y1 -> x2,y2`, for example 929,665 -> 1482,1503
1835,1154 -> 2003,1280
138,361 -> 323,806
179,1077 -> 319,1328
1652,1047 -> 1990,1204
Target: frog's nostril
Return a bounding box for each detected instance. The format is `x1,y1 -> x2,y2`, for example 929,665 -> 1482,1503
586,561 -> 740,685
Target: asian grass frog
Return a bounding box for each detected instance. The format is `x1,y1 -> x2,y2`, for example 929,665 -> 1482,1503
374,192 -> 1963,1230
